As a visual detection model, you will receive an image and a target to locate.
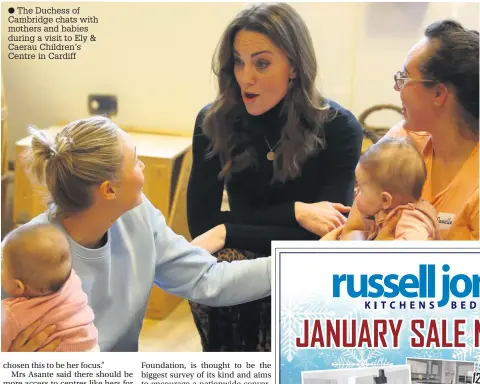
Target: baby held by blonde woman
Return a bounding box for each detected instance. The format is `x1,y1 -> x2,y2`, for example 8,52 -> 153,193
1,223 -> 99,352
324,138 -> 440,241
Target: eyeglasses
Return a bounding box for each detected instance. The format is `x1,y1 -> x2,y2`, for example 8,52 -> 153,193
394,71 -> 438,89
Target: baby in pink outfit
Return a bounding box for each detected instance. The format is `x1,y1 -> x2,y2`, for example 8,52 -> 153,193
1,223 -> 98,352
333,137 -> 439,240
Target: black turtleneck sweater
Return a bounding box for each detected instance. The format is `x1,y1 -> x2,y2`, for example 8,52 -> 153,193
186,100 -> 363,255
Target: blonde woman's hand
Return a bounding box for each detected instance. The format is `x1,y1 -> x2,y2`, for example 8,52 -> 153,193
320,226 -> 367,241
341,230 -> 368,241
190,224 -> 226,255
320,226 -> 344,241
295,201 -> 351,237
374,210 -> 402,240
343,200 -> 368,232
8,320 -> 61,352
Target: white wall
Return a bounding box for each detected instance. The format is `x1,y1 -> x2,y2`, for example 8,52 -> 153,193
351,2 -> 479,129
2,2 -> 479,160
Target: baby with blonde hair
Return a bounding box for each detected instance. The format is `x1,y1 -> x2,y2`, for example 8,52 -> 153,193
1,223 -> 98,352
328,137 -> 440,240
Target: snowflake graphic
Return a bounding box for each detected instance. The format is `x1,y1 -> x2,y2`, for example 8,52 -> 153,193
317,349 -> 339,367
280,295 -> 335,363
331,347 -> 393,369
412,349 -> 444,359
325,309 -> 393,369
473,310 -> 480,371
294,349 -> 323,371
281,297 -> 304,363
452,328 -> 476,361
474,310 -> 480,372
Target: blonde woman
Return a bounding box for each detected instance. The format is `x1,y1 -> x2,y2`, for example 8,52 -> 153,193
2,116 -> 271,352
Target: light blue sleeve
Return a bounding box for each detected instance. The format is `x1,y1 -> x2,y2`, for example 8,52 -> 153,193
145,199 -> 271,306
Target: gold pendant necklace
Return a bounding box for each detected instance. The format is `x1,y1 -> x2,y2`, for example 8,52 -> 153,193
264,136 -> 281,161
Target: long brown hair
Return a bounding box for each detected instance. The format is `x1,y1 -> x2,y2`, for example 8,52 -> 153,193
203,2 -> 333,183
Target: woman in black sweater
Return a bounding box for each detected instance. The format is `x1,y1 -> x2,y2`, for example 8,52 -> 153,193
187,3 -> 363,351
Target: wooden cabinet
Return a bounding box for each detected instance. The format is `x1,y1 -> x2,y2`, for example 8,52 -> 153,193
13,126 -> 193,319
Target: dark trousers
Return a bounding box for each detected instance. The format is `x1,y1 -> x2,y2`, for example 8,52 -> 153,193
188,248 -> 271,352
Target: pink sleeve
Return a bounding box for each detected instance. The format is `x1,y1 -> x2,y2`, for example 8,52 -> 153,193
1,302 -> 19,352
395,210 -> 434,241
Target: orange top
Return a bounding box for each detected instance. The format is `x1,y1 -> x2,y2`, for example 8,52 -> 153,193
386,123 -> 479,240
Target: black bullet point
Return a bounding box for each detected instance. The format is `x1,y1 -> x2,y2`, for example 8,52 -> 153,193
8,7 -> 14,14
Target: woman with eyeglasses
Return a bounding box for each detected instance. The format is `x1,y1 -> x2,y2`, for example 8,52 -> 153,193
337,19 -> 479,241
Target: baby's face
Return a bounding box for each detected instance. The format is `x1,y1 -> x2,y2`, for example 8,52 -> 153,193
355,164 -> 384,217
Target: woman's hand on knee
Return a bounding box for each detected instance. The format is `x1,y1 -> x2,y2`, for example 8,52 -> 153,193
8,320 -> 61,352
295,201 -> 351,237
191,224 -> 226,255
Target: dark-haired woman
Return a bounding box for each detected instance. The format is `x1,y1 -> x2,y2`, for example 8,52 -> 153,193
187,2 -> 363,351
338,19 -> 479,242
